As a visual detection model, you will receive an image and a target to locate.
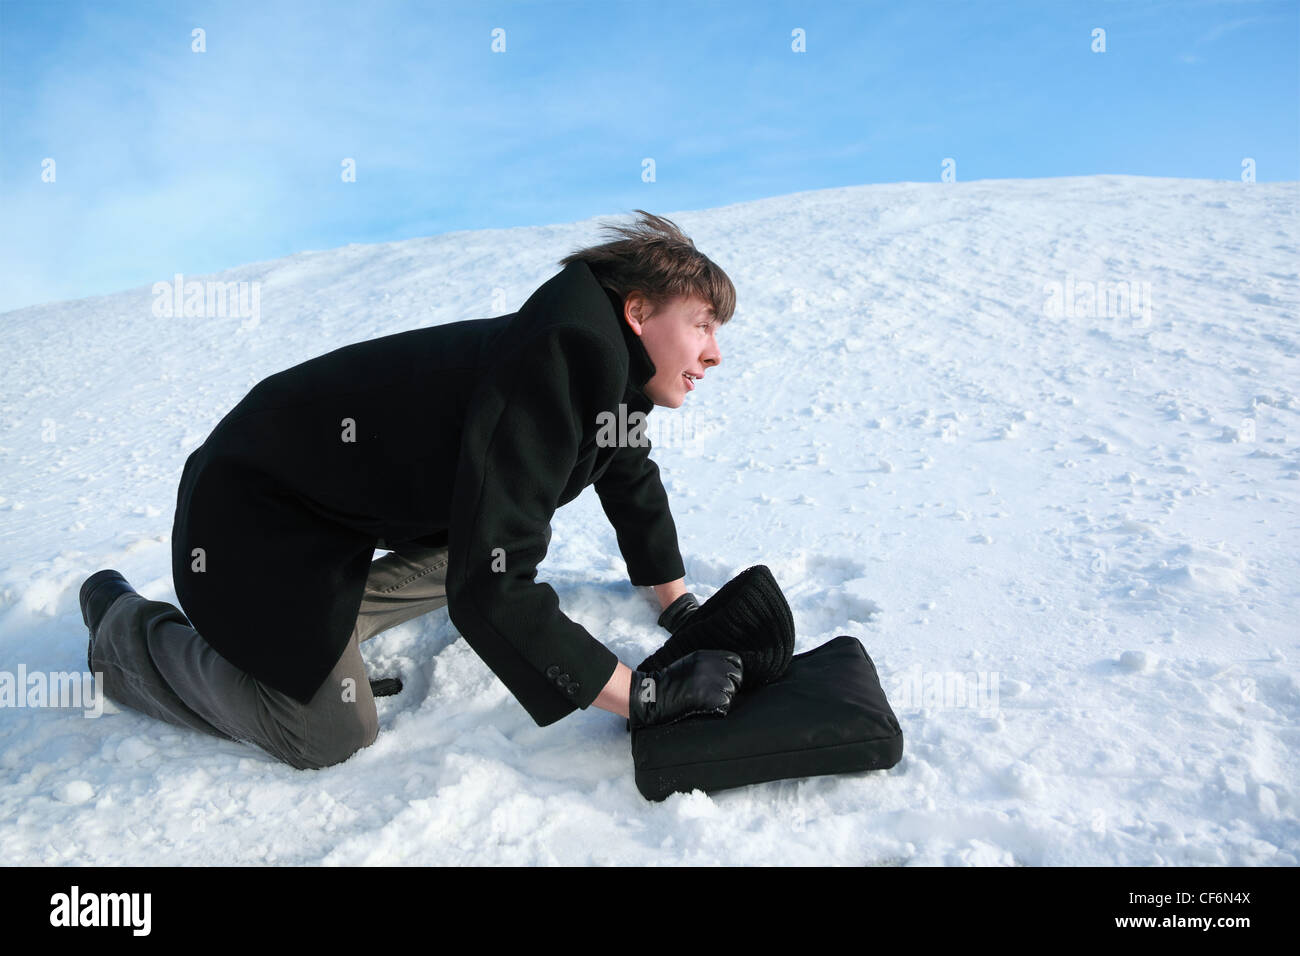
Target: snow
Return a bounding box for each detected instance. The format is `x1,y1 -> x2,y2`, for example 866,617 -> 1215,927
1,174 -> 1297,865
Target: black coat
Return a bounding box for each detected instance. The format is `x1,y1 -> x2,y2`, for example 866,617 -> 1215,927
170,260 -> 686,725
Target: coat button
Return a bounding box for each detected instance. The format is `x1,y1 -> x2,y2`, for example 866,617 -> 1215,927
546,665 -> 560,678
565,683 -> 578,696
558,673 -> 570,684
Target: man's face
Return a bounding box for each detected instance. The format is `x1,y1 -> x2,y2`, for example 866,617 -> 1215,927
622,293 -> 721,409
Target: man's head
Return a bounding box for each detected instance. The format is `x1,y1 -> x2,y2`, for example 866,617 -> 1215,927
559,209 -> 735,408
618,291 -> 720,409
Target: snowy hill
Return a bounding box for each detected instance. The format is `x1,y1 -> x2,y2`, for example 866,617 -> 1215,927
1,174 -> 1297,865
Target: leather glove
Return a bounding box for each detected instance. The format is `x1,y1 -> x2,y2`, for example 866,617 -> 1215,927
637,565 -> 796,689
627,649 -> 743,731
657,592 -> 701,634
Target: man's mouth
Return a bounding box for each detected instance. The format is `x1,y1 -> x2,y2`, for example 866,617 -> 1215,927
682,372 -> 696,392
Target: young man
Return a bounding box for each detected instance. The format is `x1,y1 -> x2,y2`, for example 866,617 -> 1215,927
79,210 -> 744,769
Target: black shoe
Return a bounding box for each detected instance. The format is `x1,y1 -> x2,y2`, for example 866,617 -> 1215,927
80,569 -> 138,670
369,677 -> 403,697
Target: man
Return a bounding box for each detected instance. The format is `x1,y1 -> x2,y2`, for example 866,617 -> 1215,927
79,210 -> 745,769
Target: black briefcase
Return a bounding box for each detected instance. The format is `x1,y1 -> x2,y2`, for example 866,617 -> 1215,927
630,635 -> 904,801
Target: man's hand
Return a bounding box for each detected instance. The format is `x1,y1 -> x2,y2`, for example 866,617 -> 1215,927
651,577 -> 688,611
628,649 -> 743,731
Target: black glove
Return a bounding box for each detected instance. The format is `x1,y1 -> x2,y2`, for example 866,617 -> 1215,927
637,565 -> 795,689
657,592 -> 701,634
627,649 -> 743,731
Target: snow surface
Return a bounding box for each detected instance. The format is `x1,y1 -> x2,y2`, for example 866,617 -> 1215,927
1,175 -> 1298,865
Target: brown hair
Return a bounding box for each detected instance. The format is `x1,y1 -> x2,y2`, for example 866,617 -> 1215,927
559,209 -> 736,326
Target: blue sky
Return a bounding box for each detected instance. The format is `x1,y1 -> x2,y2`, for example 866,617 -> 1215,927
1,0 -> 1296,313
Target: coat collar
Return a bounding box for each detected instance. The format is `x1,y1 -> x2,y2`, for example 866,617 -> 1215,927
601,286 -> 657,404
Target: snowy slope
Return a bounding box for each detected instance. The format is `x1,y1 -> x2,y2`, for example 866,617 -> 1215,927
1,175 -> 1297,865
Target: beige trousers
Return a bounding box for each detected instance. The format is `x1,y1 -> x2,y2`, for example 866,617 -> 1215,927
90,545 -> 451,769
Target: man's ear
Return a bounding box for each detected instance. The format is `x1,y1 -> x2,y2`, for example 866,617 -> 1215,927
623,292 -> 653,335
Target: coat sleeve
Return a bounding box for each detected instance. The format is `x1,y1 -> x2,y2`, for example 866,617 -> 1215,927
444,324 -> 623,726
593,438 -> 686,587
